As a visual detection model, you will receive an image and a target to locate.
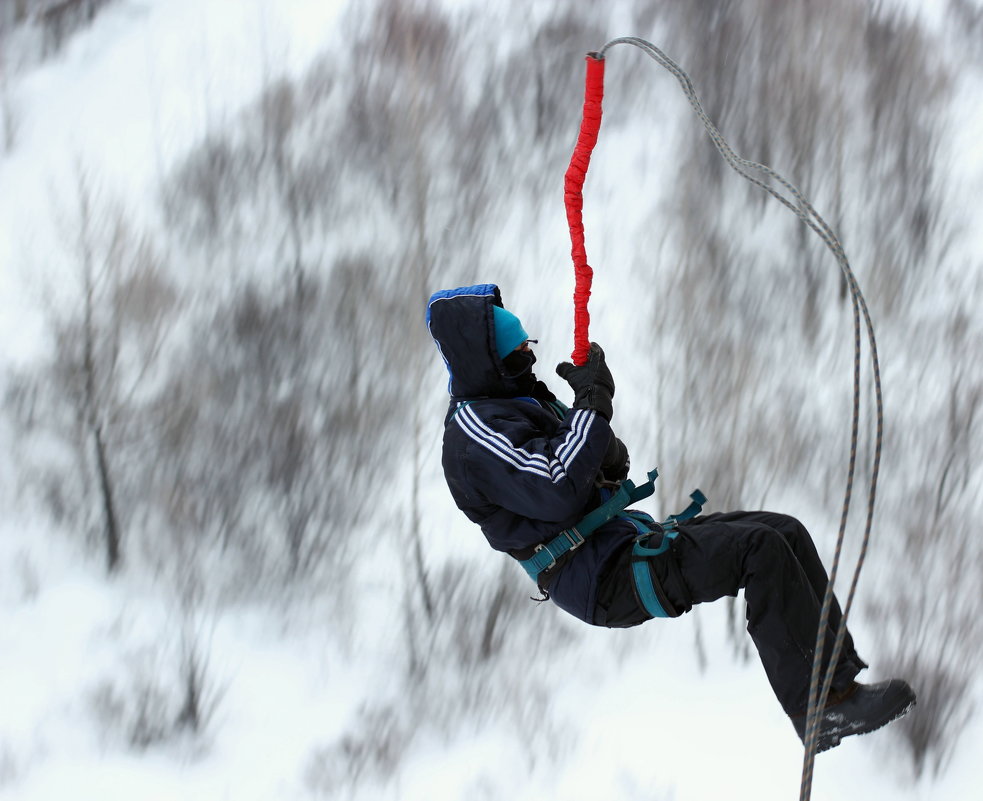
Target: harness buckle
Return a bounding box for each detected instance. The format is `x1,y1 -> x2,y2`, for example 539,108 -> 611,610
531,527 -> 585,576
531,542 -> 557,573
562,527 -> 586,550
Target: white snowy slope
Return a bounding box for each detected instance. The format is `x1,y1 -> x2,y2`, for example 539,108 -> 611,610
1,2 -> 981,801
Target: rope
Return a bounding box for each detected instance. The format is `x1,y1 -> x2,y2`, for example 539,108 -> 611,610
563,54 -> 605,366
585,37 -> 884,801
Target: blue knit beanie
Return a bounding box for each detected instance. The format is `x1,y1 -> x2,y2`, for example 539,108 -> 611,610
492,305 -> 529,358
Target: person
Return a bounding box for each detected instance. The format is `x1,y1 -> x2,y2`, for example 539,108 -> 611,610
427,283 -> 915,752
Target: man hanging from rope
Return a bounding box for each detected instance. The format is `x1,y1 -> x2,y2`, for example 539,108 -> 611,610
427,283 -> 915,752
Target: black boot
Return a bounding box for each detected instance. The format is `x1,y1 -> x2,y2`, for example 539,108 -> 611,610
791,679 -> 916,753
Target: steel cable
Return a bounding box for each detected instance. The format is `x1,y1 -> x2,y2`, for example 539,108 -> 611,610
594,37 -> 884,801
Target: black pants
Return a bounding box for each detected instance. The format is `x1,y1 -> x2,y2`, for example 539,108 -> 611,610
595,511 -> 867,716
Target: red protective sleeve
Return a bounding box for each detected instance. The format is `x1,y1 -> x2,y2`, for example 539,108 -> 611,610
563,53 -> 605,366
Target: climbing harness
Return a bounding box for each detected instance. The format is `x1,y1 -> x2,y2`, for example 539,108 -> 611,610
518,468 -> 706,611
627,489 -> 706,618
563,38 -> 884,801
518,468 -> 661,583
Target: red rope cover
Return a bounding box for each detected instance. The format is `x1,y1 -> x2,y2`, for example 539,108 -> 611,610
564,54 -> 605,365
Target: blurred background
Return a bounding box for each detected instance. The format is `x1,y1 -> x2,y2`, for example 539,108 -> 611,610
0,1 -> 981,799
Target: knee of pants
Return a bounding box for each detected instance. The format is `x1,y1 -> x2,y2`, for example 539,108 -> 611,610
744,527 -> 795,574
761,512 -> 810,548
782,517 -> 815,555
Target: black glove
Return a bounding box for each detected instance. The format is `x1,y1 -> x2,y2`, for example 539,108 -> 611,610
555,342 -> 615,421
600,434 -> 630,483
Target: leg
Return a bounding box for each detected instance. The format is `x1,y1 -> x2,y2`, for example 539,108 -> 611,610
725,511 -> 868,676
665,511 -> 864,716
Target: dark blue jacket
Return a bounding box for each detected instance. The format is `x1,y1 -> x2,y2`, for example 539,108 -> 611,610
427,284 -> 637,623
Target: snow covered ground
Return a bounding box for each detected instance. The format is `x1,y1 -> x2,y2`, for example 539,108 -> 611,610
1,1 -> 981,800
4,503 -> 981,801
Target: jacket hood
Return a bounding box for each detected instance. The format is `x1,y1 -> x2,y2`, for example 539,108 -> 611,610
427,284 -> 530,400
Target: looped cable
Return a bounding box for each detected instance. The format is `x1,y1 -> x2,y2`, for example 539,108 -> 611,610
585,38 -> 884,801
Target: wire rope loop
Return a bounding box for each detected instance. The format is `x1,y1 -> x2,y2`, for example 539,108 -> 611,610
593,36 -> 884,801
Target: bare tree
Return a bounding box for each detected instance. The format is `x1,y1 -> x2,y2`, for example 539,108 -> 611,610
1,85 -> 16,154
0,35 -> 17,153
38,0 -> 113,55
42,168 -> 174,572
68,168 -> 121,570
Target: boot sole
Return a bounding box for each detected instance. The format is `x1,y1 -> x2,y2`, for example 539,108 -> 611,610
814,695 -> 917,753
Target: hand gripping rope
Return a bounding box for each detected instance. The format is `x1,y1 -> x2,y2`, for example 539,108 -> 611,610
562,38 -> 884,801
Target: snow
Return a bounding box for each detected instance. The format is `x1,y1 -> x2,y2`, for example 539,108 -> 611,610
0,0 -> 346,367
2,1 -> 981,800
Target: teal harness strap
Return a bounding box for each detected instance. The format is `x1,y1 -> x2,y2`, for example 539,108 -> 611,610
662,489 -> 708,530
448,401 -> 473,422
519,468 -> 660,581
628,517 -> 676,617
631,489 -> 707,617
545,399 -> 570,420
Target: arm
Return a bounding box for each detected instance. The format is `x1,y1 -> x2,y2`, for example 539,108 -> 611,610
454,403 -> 612,523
